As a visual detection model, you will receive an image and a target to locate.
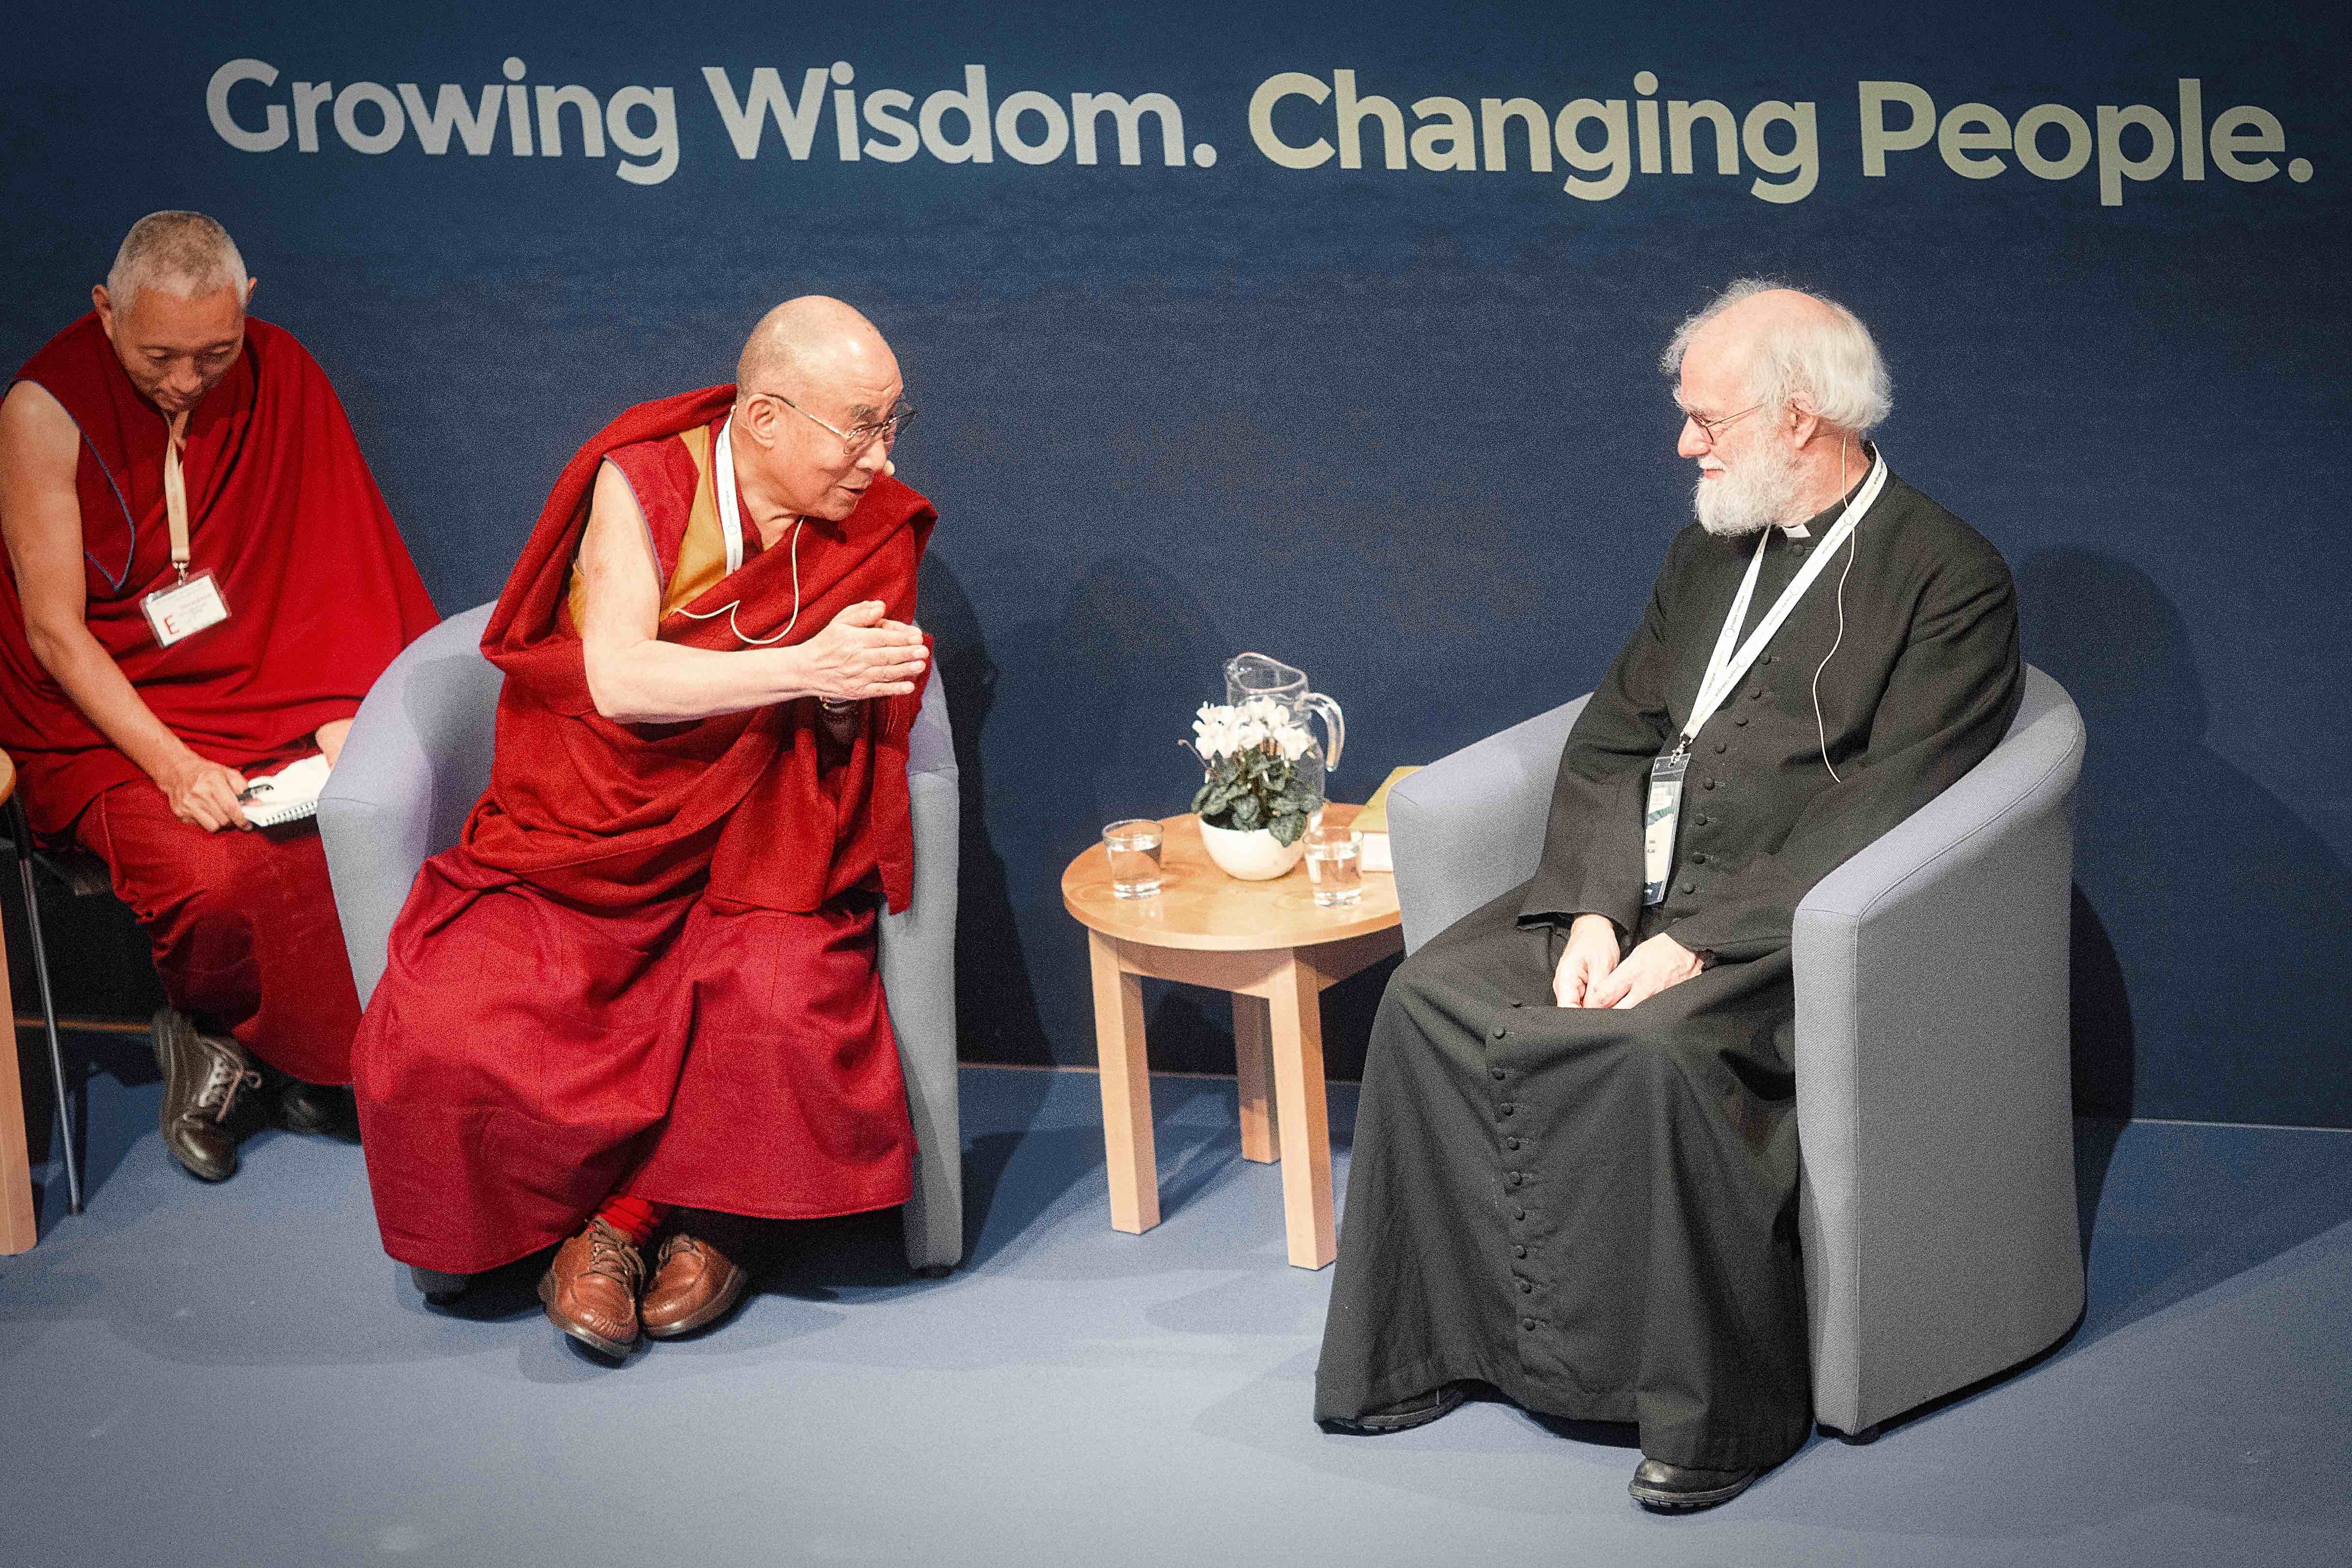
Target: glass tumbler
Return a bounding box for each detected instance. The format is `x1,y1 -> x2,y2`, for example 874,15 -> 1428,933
1303,824 -> 1363,906
1102,819 -> 1165,898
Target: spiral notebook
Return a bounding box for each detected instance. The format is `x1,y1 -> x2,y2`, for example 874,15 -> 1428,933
239,754 -> 332,828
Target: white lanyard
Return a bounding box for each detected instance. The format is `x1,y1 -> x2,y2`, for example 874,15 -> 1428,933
1676,450 -> 1888,753
163,411 -> 193,578
712,413 -> 746,574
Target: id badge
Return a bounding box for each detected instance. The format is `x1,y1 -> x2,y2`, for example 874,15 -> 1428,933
142,570 -> 231,648
1642,750 -> 1689,906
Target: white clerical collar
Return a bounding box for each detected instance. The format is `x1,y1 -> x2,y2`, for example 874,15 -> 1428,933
1783,522 -> 1811,539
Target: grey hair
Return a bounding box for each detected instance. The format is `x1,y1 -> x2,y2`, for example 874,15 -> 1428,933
105,212 -> 248,312
1660,277 -> 1892,437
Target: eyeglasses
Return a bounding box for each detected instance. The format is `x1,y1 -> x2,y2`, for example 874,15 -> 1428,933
755,389 -> 916,455
1683,401 -> 1764,444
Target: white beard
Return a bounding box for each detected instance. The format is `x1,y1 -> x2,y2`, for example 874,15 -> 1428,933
1694,441 -> 1805,537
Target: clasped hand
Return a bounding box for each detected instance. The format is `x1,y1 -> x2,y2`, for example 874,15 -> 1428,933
798,600 -> 927,704
158,754 -> 251,833
1552,913 -> 1703,1010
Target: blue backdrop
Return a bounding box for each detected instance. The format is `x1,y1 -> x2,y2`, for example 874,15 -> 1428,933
6,0 -> 2345,1125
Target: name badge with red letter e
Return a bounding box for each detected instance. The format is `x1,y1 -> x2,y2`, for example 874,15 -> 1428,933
143,570 -> 231,647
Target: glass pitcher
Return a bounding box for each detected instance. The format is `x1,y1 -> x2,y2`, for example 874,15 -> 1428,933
1225,652 -> 1345,811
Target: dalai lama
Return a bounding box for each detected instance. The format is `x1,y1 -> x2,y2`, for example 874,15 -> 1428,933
0,212 -> 439,1183
353,297 -> 933,1361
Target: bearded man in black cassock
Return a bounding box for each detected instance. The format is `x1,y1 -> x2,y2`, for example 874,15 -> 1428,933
1314,281 -> 2024,1512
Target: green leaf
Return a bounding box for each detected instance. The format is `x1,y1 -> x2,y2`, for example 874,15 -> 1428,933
1269,812 -> 1307,847
1231,794 -> 1264,830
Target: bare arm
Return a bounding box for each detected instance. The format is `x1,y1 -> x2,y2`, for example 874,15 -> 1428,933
576,461 -> 927,725
0,381 -> 250,830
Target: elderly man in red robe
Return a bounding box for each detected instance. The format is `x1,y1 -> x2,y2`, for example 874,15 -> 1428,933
352,297 -> 934,1360
0,212 -> 440,1183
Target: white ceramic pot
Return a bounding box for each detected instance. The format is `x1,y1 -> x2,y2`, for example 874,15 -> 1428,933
1198,819 -> 1308,881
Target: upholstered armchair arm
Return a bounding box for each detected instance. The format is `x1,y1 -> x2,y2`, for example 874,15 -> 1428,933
317,604 -> 500,1009
881,675 -> 963,1271
1792,666 -> 2088,1433
1389,697 -> 1590,955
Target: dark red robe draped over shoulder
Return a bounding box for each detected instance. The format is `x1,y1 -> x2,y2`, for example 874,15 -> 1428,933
352,386 -> 937,1274
0,315 -> 439,1084
0,314 -> 440,836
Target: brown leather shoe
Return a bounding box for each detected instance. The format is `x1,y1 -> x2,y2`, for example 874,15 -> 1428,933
639,1229 -> 749,1339
538,1219 -> 645,1358
150,1009 -> 262,1182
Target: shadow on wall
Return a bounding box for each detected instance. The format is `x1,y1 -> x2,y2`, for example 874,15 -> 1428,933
924,546 -> 1411,1079
925,548 -> 1266,1073
2019,550 -> 2352,1128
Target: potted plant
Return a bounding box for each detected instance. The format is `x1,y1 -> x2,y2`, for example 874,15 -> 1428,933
1184,698 -> 1322,880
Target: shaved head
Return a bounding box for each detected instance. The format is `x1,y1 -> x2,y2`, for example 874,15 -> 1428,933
106,211 -> 249,315
736,296 -> 894,409
727,296 -> 906,525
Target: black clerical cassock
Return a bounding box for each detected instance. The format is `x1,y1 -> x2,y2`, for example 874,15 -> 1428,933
1315,465 -> 2023,1470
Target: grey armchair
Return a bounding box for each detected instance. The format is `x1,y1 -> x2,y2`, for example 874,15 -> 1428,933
1385,665 -> 2086,1440
316,603 -> 964,1279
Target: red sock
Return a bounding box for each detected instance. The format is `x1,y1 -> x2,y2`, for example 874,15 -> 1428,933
593,1192 -> 670,1247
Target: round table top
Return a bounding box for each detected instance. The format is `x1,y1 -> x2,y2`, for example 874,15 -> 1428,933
1060,804 -> 1400,953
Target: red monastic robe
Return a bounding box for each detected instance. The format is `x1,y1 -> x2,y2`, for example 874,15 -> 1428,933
0,315 -> 440,1083
352,387 -> 935,1274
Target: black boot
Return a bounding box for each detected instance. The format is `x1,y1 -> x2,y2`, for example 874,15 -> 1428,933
1627,1457 -> 1763,1511
275,1078 -> 359,1141
150,1009 -> 262,1182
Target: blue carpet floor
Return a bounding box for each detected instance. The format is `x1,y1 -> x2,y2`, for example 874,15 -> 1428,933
4,1062 -> 2350,1568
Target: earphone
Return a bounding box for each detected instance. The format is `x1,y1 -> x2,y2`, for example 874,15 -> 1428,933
1811,436 -> 1856,783
677,516 -> 807,646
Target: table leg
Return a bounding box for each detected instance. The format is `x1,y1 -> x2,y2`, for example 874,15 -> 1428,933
1267,955 -> 1336,1270
1088,929 -> 1159,1234
1232,993 -> 1275,1164
1,930 -> 37,1254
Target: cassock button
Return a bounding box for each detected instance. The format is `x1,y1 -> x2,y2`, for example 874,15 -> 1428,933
1713,742 -> 1727,754
1518,1280 -> 1534,1294
1691,852 -> 1708,864
1491,1026 -> 1509,1040
1505,1137 -> 1522,1150
1761,654 -> 1775,665
1678,882 -> 1695,895
1522,1317 -> 1538,1331
1490,1067 -> 1507,1081
1513,1208 -> 1527,1221
1510,999 -> 1526,1008
1749,689 -> 1765,701
1694,814 -> 1710,826
1509,1171 -> 1525,1186
1734,716 -> 1748,727
1500,1102 -> 1516,1117
1512,1244 -> 1527,1258
1703,779 -> 1717,790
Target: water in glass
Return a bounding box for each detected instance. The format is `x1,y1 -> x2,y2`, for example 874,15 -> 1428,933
1304,827 -> 1363,906
1103,820 -> 1165,898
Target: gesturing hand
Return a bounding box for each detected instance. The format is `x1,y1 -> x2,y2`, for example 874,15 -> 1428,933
1586,932 -> 1705,1011
157,754 -> 251,833
797,600 -> 928,703
1552,914 -> 1624,1008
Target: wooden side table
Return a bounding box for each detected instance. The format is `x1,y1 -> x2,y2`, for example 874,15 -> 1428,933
2,754 -> 39,1254
1060,805 -> 1400,1270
